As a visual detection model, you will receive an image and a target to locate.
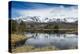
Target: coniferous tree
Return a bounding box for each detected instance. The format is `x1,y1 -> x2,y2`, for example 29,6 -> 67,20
54,25 -> 59,33
19,20 -> 26,33
11,19 -> 18,33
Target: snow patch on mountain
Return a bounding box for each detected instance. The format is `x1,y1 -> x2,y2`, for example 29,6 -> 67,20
12,15 -> 77,23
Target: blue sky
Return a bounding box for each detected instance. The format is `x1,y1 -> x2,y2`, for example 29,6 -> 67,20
9,1 -> 78,22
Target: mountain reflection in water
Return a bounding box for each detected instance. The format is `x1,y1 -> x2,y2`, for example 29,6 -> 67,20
25,33 -> 78,49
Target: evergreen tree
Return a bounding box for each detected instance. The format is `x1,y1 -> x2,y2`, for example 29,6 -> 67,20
54,25 -> 59,33
11,20 -> 18,33
19,20 -> 26,33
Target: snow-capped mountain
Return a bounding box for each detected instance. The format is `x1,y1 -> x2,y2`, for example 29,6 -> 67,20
12,16 -> 78,23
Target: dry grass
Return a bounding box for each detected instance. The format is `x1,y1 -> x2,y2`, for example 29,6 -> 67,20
12,45 -> 34,53
11,34 -> 27,44
12,45 -> 59,53
11,34 -> 27,49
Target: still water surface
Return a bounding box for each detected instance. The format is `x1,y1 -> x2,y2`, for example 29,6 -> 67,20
24,33 -> 78,49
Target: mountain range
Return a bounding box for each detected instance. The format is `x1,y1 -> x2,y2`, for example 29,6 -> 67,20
12,16 -> 78,23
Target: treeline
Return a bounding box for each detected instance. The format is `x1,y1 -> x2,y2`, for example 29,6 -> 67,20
9,19 -> 60,33
10,19 -> 26,34
9,19 -> 77,34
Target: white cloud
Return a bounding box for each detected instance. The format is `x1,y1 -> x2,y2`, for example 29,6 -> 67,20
14,5 -> 78,22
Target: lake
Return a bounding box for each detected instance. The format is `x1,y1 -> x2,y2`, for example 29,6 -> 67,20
24,33 -> 78,50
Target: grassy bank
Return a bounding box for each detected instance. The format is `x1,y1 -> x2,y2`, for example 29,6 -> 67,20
11,34 -> 27,49
12,45 -> 59,53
